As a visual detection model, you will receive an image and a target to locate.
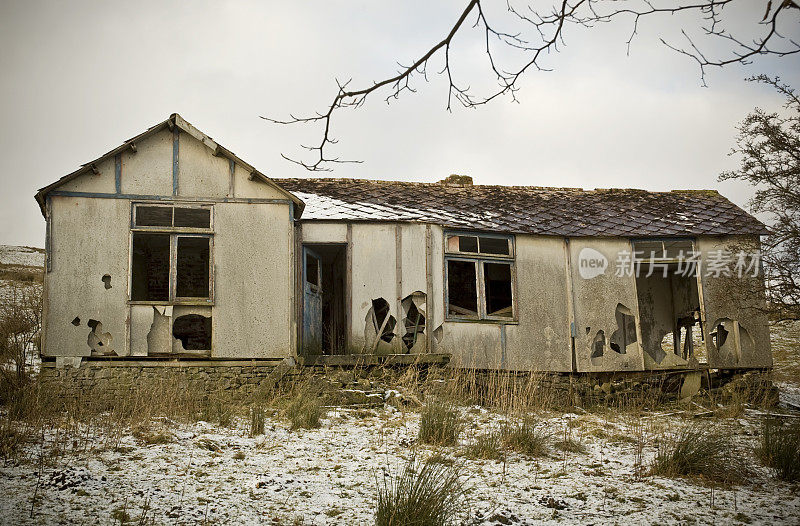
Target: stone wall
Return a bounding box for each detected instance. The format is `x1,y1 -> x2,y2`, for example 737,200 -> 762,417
38,360 -> 285,399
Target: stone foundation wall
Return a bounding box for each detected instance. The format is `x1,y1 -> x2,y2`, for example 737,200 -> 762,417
38,361 -> 285,398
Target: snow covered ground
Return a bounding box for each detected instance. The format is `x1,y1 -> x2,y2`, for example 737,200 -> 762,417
0,245 -> 44,268
1,406 -> 799,525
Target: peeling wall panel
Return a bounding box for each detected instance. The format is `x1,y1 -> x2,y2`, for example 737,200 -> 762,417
569,239 -> 645,373
45,196 -> 131,357
697,236 -> 772,368
349,224 -> 401,353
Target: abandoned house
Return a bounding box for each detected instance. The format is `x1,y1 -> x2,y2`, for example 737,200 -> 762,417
34,114 -> 772,374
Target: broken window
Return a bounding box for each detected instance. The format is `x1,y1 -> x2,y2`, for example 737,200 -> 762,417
446,233 -> 512,257
130,203 -> 213,303
136,206 -> 173,227
172,314 -> 212,350
445,232 -> 516,321
447,260 -> 478,317
305,252 -> 320,288
174,207 -> 211,228
134,204 -> 212,229
131,233 -> 170,301
484,262 -> 513,318
176,237 -> 210,298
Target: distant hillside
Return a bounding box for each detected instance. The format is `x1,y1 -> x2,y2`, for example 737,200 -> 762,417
0,245 -> 44,268
0,245 -> 44,286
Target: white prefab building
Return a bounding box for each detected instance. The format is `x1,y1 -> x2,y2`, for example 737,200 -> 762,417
35,114 -> 772,373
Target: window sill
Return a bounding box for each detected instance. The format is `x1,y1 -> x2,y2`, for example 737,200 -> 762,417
445,317 -> 518,325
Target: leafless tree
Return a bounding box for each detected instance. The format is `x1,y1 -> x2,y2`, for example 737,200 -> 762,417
721,75 -> 800,319
0,283 -> 42,387
263,0 -> 800,171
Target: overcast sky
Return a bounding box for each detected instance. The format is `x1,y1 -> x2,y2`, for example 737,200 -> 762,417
1,1 -> 798,247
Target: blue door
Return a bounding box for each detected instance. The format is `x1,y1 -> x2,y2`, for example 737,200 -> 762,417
303,247 -> 323,355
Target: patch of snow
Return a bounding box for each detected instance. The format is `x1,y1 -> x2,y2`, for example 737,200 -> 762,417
1,409 -> 799,524
0,245 -> 44,268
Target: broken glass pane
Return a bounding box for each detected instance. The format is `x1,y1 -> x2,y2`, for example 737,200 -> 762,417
458,236 -> 479,253
447,260 -> 478,316
484,262 -> 513,317
479,237 -> 510,255
174,207 -> 211,228
136,206 -> 173,227
176,236 -> 210,298
131,233 -> 170,301
306,253 -> 319,287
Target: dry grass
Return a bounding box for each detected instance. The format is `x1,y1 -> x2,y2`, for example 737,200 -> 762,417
465,418 -> 551,460
418,400 -> 462,446
282,385 -> 326,430
650,424 -> 752,485
375,456 -> 465,526
757,419 -> 800,482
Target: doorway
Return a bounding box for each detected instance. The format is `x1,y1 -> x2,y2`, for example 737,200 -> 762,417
302,243 -> 347,355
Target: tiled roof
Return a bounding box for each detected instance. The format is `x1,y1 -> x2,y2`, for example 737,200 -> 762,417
275,178 -> 767,237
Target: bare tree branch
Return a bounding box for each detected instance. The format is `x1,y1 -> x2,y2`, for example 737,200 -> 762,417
265,0 -> 800,171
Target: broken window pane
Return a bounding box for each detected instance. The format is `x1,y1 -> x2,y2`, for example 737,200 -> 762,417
458,236 -> 479,253
306,253 -> 319,287
172,314 -> 212,350
174,207 -> 211,228
131,233 -> 170,301
447,260 -> 478,317
176,236 -> 210,298
479,237 -> 510,256
484,262 -> 513,317
136,206 -> 173,227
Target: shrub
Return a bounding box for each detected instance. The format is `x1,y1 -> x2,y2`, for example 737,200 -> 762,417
375,456 -> 465,526
418,401 -> 462,446
284,388 -> 325,430
757,419 -> 800,482
650,424 -> 751,484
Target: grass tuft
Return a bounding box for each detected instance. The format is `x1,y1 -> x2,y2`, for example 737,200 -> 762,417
284,387 -> 326,430
650,424 -> 751,484
418,400 -> 462,446
375,456 -> 465,526
756,419 -> 800,482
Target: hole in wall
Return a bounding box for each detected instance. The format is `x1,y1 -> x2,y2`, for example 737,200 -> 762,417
102,274 -> 112,289
401,292 -> 426,350
87,319 -> 114,355
172,314 -> 212,351
71,317 -> 81,326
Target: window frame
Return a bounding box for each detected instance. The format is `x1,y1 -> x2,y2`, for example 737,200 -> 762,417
128,202 -> 215,306
444,231 -> 517,323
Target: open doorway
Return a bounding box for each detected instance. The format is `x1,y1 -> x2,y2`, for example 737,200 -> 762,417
302,243 -> 347,355
634,240 -> 706,366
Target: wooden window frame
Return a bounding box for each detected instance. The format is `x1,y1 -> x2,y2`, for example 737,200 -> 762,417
128,202 -> 215,306
444,232 -> 517,323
